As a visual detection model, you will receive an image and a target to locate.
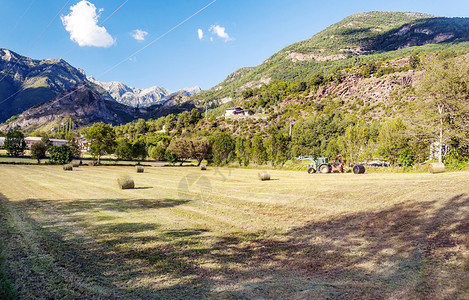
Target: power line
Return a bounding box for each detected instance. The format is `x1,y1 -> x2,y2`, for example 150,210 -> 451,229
0,0 -> 217,108
100,0 -> 218,77
100,0 -> 130,25
0,0 -> 72,85
0,0 -> 130,106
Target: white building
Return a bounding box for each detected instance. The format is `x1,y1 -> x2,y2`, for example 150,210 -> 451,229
225,107 -> 247,117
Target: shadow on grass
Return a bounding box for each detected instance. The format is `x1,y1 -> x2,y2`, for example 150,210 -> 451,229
2,193 -> 469,299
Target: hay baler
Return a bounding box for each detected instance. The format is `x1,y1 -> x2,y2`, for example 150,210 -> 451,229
307,155 -> 345,174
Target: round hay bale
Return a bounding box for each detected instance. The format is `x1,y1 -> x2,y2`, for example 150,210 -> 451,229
353,165 -> 366,174
117,175 -> 135,189
429,162 -> 445,174
136,166 -> 144,173
200,164 -> 207,171
72,161 -> 80,168
258,171 -> 271,181
63,164 -> 73,171
88,162 -> 95,167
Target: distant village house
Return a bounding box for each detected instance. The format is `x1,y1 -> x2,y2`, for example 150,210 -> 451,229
225,107 -> 252,117
24,137 -> 68,148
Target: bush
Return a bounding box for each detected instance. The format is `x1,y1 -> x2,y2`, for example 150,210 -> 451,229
49,145 -> 73,165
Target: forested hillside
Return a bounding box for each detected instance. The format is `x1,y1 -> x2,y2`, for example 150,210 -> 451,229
196,12 -> 469,106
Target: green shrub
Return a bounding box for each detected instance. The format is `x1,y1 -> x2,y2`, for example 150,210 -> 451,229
49,145 -> 73,165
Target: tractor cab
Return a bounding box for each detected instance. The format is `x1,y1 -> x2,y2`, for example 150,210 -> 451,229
307,155 -> 346,174
307,157 -> 330,174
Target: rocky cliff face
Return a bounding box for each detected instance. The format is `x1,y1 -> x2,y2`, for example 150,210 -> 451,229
0,83 -> 139,132
0,49 -> 97,123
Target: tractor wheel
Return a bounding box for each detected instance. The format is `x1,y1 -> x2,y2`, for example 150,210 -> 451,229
319,164 -> 331,174
307,167 -> 316,174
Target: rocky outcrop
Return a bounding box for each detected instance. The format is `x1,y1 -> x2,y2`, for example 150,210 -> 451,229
0,83 -> 139,132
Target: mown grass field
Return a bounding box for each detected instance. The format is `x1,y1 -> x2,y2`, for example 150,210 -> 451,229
0,164 -> 468,299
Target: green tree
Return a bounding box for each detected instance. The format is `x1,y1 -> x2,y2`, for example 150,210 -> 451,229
167,137 -> 193,166
85,122 -> 117,165
135,119 -> 148,135
164,114 -> 177,133
149,141 -> 167,161
212,134 -> 235,166
190,108 -> 202,124
409,52 -> 420,69
115,138 -> 133,160
414,55 -> 469,163
49,145 -> 73,165
31,142 -> 47,164
325,140 -> 340,160
251,135 -> 267,165
4,131 -> 26,157
131,140 -> 148,162
338,123 -> 369,163
176,111 -> 191,132
377,118 -> 408,164
192,138 -> 211,166
235,137 -> 250,166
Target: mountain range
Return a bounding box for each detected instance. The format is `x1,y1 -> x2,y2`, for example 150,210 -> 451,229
88,77 -> 201,108
1,11 -> 469,132
0,48 -> 201,124
0,83 -> 197,132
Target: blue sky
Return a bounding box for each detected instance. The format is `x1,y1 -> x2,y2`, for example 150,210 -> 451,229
0,0 -> 468,91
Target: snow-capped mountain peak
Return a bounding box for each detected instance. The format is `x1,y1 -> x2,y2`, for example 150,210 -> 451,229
87,77 -> 201,108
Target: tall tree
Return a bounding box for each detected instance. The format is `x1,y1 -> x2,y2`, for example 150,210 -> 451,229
31,142 -> 47,164
414,55 -> 469,162
377,118 -> 408,164
4,131 -> 26,157
85,122 -> 116,165
115,138 -> 133,160
132,140 -> 148,163
337,123 -> 369,164
212,134 -> 235,166
192,138 -> 212,166
167,138 -> 194,166
251,135 -> 267,165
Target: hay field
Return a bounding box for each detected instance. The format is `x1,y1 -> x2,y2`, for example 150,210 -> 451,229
0,165 -> 468,299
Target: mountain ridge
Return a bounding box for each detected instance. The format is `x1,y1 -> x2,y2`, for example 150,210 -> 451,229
197,11 -> 469,105
88,77 -> 202,108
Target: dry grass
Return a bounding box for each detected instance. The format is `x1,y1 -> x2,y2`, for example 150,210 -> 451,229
0,165 -> 468,299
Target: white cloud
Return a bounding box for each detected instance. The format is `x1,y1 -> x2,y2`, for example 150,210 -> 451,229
132,29 -> 148,41
209,25 -> 233,42
197,28 -> 204,40
61,0 -> 115,47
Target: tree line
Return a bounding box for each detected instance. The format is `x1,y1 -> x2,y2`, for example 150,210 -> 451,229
1,52 -> 468,167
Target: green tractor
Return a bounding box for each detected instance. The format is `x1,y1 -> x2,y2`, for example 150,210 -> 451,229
307,155 -> 345,174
